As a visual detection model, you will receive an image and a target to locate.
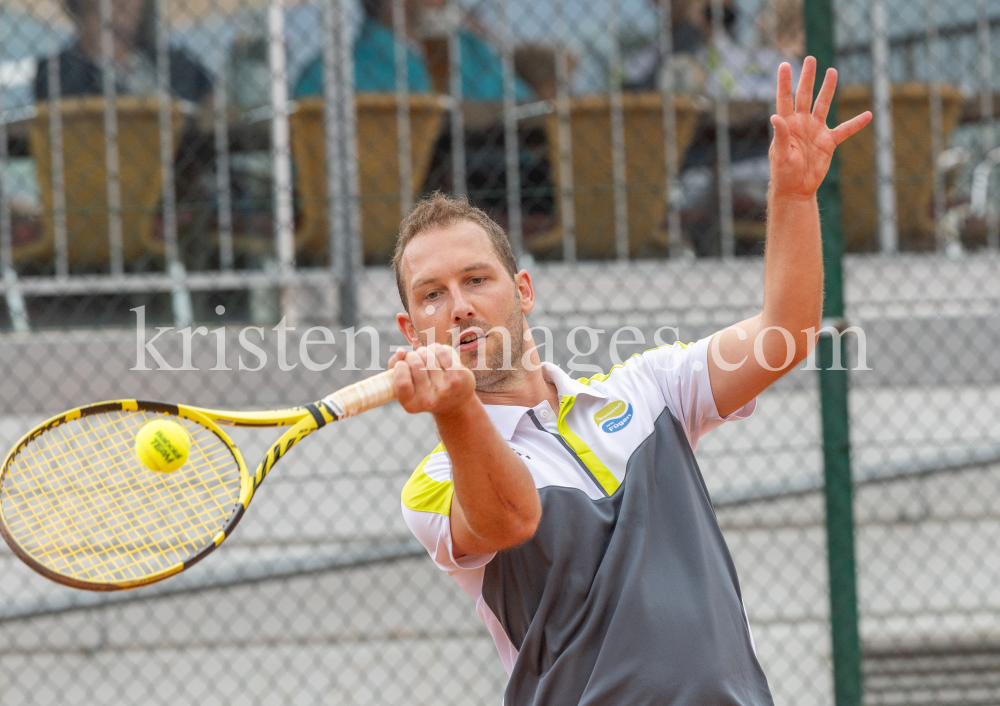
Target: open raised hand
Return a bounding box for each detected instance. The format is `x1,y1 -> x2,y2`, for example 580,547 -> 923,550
769,56 -> 872,200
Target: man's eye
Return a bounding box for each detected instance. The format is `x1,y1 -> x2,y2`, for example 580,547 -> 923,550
470,277 -> 485,285
426,291 -> 441,300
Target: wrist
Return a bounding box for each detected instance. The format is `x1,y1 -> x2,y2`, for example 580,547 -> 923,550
769,186 -> 818,204
432,391 -> 482,427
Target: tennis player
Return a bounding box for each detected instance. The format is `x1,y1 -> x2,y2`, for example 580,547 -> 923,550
388,58 -> 870,704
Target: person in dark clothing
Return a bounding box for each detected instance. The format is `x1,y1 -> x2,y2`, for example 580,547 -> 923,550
33,0 -> 218,272
35,40 -> 211,104
34,0 -> 211,104
623,0 -> 729,91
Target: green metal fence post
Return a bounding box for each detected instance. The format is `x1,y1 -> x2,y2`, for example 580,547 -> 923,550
804,1 -> 864,705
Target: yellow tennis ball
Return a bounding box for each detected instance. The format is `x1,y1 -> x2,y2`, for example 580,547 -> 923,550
135,419 -> 191,473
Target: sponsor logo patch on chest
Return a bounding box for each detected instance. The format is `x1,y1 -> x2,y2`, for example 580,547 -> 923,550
594,400 -> 633,433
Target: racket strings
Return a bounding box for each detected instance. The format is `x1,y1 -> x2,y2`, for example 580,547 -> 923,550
1,410 -> 242,584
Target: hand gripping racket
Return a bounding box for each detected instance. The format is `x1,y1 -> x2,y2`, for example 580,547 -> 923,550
0,370 -> 397,591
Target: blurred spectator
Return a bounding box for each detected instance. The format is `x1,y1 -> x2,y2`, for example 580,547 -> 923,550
624,0 -> 714,91
704,0 -> 802,100
759,0 -> 805,61
34,0 -> 211,104
293,0 -> 432,96
32,0 -> 216,271
293,0 -> 547,239
422,7 -> 554,242
623,0 -> 802,98
293,0 -> 534,101
513,44 -> 562,101
681,0 -> 805,257
415,0 -> 547,237
419,0 -> 534,102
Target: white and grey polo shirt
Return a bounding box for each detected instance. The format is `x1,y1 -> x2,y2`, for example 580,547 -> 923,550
401,338 -> 774,705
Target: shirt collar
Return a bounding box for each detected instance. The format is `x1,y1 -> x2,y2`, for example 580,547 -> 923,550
540,362 -> 609,402
481,363 -> 608,441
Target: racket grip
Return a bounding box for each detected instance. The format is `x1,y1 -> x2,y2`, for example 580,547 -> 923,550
322,369 -> 398,420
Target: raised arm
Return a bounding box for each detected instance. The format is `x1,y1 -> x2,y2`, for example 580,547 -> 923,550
708,57 -> 872,417
391,344 -> 541,557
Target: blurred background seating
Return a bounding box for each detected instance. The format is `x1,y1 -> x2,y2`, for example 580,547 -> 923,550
838,82 -> 966,252
27,96 -> 186,269
536,93 -> 701,259
289,95 -> 445,264
1,0 -> 995,277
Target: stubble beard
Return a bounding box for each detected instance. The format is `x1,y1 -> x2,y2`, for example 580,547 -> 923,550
465,308 -> 525,393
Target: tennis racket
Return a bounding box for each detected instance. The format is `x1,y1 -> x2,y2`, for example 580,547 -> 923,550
0,370 -> 397,591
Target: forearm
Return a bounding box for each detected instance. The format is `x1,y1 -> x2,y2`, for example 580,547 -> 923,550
760,186 -> 824,360
435,400 -> 540,553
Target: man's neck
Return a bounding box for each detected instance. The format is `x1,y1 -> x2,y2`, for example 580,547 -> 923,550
476,364 -> 560,412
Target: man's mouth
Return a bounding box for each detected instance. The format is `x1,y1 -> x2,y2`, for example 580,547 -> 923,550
457,330 -> 485,351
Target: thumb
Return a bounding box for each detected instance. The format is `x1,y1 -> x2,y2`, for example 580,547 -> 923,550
392,358 -> 415,405
770,114 -> 792,157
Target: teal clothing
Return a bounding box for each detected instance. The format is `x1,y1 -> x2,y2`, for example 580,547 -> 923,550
456,29 -> 534,102
293,16 -> 431,96
293,17 -> 534,103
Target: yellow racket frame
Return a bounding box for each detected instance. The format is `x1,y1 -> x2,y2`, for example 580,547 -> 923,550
0,370 -> 395,591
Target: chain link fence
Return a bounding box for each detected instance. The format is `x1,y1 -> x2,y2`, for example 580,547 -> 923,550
0,0 -> 999,704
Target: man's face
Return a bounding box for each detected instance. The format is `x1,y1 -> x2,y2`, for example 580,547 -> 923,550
113,0 -> 144,41
397,221 -> 532,392
81,0 -> 144,42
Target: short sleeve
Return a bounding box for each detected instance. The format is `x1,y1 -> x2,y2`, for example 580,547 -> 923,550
640,336 -> 755,450
401,445 -> 496,574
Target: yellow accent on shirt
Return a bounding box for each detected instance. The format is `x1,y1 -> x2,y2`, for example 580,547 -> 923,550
577,341 -> 692,386
557,397 -> 621,495
401,443 -> 454,516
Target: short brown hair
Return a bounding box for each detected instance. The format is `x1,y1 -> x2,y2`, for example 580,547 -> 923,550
393,193 -> 518,311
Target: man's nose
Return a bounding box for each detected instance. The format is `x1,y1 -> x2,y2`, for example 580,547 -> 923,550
449,288 -> 476,322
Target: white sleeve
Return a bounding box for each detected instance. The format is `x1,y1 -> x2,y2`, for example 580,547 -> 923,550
400,448 -> 496,575
640,336 -> 755,450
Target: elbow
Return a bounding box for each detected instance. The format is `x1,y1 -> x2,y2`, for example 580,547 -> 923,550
759,312 -> 822,369
754,323 -> 817,374
790,336 -> 815,369
464,493 -> 541,552
783,316 -> 823,370
505,524 -> 537,548
502,494 -> 542,548
513,503 -> 542,546
506,498 -> 542,547
795,318 -> 824,365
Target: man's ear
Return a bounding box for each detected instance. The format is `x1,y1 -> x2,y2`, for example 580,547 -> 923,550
516,270 -> 535,314
397,312 -> 421,347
